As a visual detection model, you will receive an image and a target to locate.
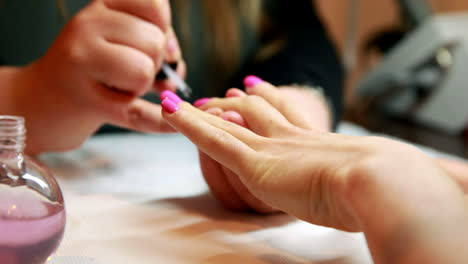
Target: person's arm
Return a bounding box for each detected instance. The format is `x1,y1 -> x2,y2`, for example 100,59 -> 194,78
345,151 -> 468,264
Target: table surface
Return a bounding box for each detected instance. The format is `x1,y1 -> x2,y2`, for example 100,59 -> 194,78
42,131 -> 373,264
42,122 -> 463,264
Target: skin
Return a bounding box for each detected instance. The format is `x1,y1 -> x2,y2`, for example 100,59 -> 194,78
199,84 -> 332,213
195,80 -> 468,214
0,0 -> 337,215
161,82 -> 468,264
0,0 -> 184,154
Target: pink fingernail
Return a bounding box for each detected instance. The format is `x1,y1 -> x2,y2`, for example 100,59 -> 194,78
160,90 -> 182,104
193,98 -> 211,108
168,38 -> 179,54
243,75 -> 263,87
161,98 -> 180,114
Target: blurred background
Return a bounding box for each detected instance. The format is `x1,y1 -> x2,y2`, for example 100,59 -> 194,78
317,0 -> 468,158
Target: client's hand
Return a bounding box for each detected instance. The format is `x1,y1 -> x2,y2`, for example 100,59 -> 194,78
161,84 -> 468,263
160,82 -> 418,231
193,77 -> 328,213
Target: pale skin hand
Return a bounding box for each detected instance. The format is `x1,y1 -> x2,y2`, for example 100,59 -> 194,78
198,80 -> 468,213
435,158 -> 468,193
198,81 -> 332,213
0,0 -> 185,154
161,84 -> 468,264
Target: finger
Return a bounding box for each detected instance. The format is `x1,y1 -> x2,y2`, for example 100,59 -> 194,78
102,9 -> 166,73
226,88 -> 247,98
88,39 -> 156,96
218,110 -> 276,213
91,83 -> 175,133
205,107 -> 224,116
222,166 -> 278,213
198,96 -> 292,137
165,28 -> 182,63
199,151 -> 251,211
102,0 -> 171,33
162,102 -> 259,173
244,77 -> 316,130
219,111 -> 247,127
244,77 -> 284,107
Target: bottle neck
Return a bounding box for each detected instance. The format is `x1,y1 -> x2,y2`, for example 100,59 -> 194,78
0,116 -> 26,181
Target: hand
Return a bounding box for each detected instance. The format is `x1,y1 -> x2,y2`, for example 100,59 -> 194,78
162,84 -> 468,263
197,91 -> 276,213
161,81 -> 401,231
436,158 -> 468,193
12,0 -> 184,153
194,77 -> 330,213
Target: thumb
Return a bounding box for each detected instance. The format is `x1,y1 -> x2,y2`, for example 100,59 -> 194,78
110,98 -> 176,133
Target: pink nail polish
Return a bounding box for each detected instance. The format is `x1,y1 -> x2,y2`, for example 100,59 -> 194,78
161,98 -> 180,114
243,75 -> 263,87
168,38 -> 179,54
193,98 -> 211,108
160,90 -> 182,104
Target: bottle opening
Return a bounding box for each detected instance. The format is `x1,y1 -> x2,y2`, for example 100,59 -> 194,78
0,116 -> 26,152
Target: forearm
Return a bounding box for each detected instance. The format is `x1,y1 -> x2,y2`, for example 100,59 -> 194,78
344,151 -> 468,264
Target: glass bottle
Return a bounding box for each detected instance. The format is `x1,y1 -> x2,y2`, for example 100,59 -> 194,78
0,116 -> 66,264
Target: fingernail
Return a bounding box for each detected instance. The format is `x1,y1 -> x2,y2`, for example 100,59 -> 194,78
168,38 -> 179,54
243,75 -> 263,88
160,90 -> 182,104
193,98 -> 211,108
161,98 -> 180,114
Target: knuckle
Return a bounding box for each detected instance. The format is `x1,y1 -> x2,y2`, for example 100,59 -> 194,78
62,39 -> 88,67
151,35 -> 166,61
207,130 -> 231,149
71,9 -> 97,33
245,95 -> 266,105
126,105 -> 145,130
131,59 -> 155,95
148,0 -> 170,32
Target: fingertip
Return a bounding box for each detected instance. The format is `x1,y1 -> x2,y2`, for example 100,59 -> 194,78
220,111 -> 247,127
226,88 -> 247,98
193,98 -> 212,108
160,90 -> 183,104
243,75 -> 264,88
161,98 -> 180,114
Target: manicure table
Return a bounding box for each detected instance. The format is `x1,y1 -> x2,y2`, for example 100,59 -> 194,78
42,122 -> 456,264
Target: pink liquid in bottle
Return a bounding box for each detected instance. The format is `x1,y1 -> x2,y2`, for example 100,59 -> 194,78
0,186 -> 66,264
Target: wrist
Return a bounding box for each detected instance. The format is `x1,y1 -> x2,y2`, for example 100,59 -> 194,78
341,139 -> 468,263
9,63 -> 102,154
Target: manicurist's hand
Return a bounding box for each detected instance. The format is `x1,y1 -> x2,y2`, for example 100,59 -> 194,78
1,0 -> 185,154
